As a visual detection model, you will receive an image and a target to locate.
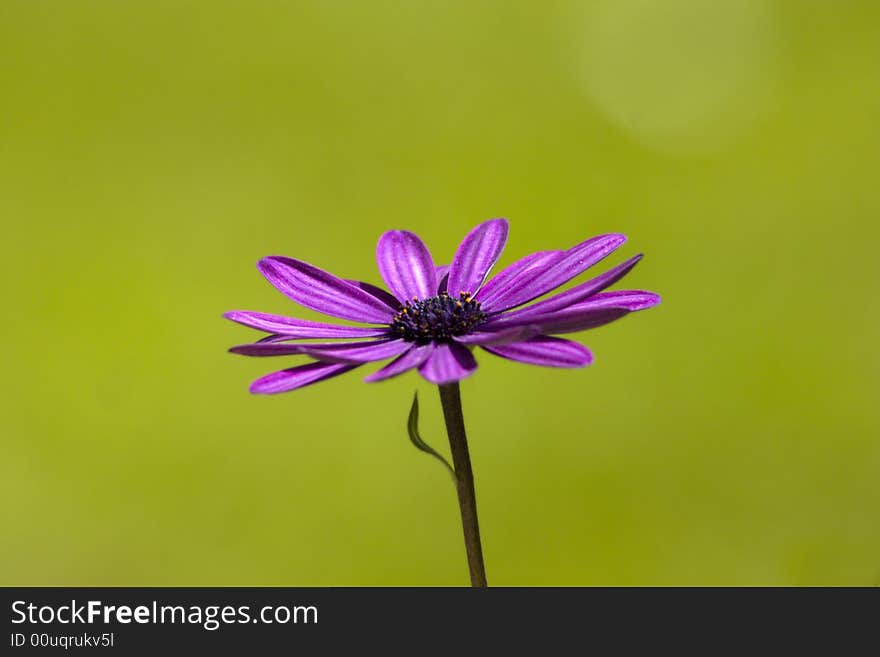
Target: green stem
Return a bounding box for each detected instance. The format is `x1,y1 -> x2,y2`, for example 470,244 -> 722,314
438,382 -> 488,587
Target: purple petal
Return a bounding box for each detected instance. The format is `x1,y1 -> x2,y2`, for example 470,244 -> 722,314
483,336 -> 593,368
482,233 -> 627,312
418,342 -> 478,384
475,250 -> 563,309
364,342 -> 435,382
535,308 -> 632,334
447,219 -> 509,295
231,341 -> 322,357
453,325 -> 540,346
486,254 -> 643,325
346,280 -> 402,310
565,290 -> 662,312
435,264 -> 449,294
376,230 -> 438,302
224,311 -> 388,339
249,361 -> 359,394
230,339 -> 407,362
493,291 -> 661,335
296,339 -> 412,363
258,256 -> 393,324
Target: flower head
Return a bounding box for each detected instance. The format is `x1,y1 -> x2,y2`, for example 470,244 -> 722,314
226,219 -> 660,393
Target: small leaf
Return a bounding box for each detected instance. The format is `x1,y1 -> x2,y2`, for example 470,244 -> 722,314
407,391 -> 456,483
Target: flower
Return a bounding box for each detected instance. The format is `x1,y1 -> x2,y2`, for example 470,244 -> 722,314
226,219 -> 660,393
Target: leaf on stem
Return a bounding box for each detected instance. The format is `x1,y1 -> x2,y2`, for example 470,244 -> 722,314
407,391 -> 456,483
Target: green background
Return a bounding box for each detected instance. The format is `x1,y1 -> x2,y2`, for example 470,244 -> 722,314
2,1 -> 878,585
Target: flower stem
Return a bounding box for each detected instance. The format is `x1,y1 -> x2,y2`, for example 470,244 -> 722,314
438,382 -> 488,587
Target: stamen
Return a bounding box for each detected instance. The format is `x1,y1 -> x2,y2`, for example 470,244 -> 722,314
390,291 -> 486,343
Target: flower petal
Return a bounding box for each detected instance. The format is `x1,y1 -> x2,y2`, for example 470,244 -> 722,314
249,361 -> 359,394
475,250 -> 563,309
536,308 -> 632,334
418,342 -> 478,384
483,233 -> 627,312
346,280 -> 402,310
564,290 -> 662,312
231,342 -> 321,356
453,325 -> 540,346
447,218 -> 509,295
494,291 -> 661,335
297,339 -> 412,363
258,256 -> 394,324
376,230 -> 438,302
364,342 -> 435,382
486,254 -> 643,325
435,264 -> 450,293
483,336 -> 593,368
224,311 -> 388,339
230,338 -> 407,362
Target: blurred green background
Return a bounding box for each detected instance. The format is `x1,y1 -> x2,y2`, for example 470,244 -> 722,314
2,0 -> 878,586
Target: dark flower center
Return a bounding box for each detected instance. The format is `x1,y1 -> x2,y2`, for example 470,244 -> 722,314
390,291 -> 486,343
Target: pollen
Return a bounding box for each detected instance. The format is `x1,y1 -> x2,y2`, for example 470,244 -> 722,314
390,291 -> 487,343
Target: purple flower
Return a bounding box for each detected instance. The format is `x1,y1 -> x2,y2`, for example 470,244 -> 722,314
226,219 -> 660,393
